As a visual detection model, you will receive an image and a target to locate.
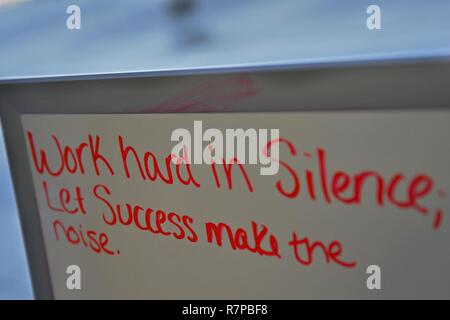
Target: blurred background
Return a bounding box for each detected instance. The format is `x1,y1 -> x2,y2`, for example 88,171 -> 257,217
0,0 -> 449,299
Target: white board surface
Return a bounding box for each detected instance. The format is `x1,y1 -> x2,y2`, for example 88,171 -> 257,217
21,112 -> 450,299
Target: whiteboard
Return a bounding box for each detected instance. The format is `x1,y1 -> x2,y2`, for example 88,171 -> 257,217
21,111 -> 450,299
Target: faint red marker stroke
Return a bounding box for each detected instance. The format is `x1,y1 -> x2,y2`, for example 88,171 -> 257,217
433,209 -> 443,230
143,75 -> 257,113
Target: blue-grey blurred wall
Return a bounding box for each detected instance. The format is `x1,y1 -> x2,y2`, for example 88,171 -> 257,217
0,125 -> 33,299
